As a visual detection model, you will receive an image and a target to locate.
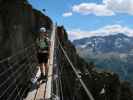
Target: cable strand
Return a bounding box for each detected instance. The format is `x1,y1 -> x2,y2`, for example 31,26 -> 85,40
57,36 -> 95,100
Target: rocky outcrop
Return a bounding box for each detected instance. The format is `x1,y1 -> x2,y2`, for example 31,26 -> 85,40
57,26 -> 133,100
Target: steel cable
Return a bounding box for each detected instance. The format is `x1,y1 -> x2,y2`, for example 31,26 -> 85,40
56,36 -> 95,100
0,61 -> 30,99
0,60 -> 29,89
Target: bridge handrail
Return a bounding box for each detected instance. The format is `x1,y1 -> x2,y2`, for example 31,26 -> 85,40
45,24 -> 56,99
56,36 -> 95,100
0,43 -> 37,99
0,43 -> 36,77
0,61 -> 31,98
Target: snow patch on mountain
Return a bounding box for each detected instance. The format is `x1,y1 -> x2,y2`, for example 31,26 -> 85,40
73,33 -> 133,53
115,38 -> 124,48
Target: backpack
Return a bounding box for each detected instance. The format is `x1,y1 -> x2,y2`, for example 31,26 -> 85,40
36,36 -> 49,52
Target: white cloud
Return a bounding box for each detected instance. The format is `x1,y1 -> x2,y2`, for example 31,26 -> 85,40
68,29 -> 91,40
72,3 -> 114,16
62,12 -> 72,17
92,25 -> 133,36
68,25 -> 133,40
72,0 -> 133,16
104,0 -> 133,15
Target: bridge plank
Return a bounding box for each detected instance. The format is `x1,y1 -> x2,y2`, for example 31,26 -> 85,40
34,66 -> 46,100
35,82 -> 46,100
24,68 -> 41,100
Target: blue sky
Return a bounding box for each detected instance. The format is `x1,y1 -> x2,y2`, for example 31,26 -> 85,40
28,0 -> 133,40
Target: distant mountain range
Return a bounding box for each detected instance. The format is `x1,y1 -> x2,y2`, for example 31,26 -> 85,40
73,33 -> 133,85
73,33 -> 133,53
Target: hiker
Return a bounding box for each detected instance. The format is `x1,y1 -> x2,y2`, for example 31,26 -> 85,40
36,27 -> 50,81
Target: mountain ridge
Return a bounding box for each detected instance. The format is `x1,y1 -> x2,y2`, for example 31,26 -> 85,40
73,33 -> 133,53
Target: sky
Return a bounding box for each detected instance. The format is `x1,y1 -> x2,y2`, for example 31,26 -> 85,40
28,0 -> 133,40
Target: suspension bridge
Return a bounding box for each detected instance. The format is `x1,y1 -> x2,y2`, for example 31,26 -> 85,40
0,24 -> 95,100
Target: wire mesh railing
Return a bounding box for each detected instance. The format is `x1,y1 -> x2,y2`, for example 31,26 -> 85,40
55,35 -> 95,100
0,43 -> 38,100
53,39 -> 64,100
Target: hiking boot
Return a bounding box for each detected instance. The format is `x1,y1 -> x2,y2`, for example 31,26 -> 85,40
37,74 -> 47,82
